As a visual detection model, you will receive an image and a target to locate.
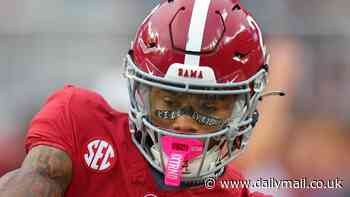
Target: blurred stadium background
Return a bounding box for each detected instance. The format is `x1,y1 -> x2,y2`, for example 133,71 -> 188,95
0,0 -> 349,196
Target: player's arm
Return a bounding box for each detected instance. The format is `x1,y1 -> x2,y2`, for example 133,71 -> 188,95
0,145 -> 72,197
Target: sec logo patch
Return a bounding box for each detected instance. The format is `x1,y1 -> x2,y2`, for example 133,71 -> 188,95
83,138 -> 116,173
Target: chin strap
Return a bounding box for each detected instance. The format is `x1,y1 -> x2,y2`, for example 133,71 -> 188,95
258,90 -> 286,101
250,90 -> 285,127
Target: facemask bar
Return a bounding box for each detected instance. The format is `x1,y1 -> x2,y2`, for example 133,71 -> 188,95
125,53 -> 268,181
196,138 -> 210,176
124,54 -> 266,95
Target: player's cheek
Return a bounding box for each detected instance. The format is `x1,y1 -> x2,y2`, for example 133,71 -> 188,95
216,104 -> 234,119
196,124 -> 219,134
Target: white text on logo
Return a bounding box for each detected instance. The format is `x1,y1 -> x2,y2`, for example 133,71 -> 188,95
84,139 -> 115,171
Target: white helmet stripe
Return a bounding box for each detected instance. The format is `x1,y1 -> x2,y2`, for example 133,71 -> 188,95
184,0 -> 211,66
247,15 -> 266,57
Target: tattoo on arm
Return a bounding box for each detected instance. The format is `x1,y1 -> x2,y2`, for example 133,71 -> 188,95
0,145 -> 73,197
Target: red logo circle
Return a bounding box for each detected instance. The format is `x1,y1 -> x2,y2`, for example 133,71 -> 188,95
82,138 -> 116,173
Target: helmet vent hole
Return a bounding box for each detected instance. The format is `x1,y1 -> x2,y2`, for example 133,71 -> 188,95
235,52 -> 244,58
233,52 -> 247,63
146,42 -> 157,48
232,4 -> 241,11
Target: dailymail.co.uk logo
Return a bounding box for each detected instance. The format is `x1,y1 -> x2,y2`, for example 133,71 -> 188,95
83,138 -> 116,173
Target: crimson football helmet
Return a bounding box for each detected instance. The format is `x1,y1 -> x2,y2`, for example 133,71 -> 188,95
124,0 -> 273,185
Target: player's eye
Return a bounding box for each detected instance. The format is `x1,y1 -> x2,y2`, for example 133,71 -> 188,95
163,97 -> 177,107
200,103 -> 218,114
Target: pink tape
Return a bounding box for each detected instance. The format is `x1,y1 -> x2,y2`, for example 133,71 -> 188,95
161,136 -> 203,186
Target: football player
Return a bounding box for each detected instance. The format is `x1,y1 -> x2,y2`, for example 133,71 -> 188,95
0,0 -> 281,196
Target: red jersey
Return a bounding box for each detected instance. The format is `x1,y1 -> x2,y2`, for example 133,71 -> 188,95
25,85 -> 270,197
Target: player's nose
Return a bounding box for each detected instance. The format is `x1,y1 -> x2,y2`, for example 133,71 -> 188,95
171,115 -> 199,134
